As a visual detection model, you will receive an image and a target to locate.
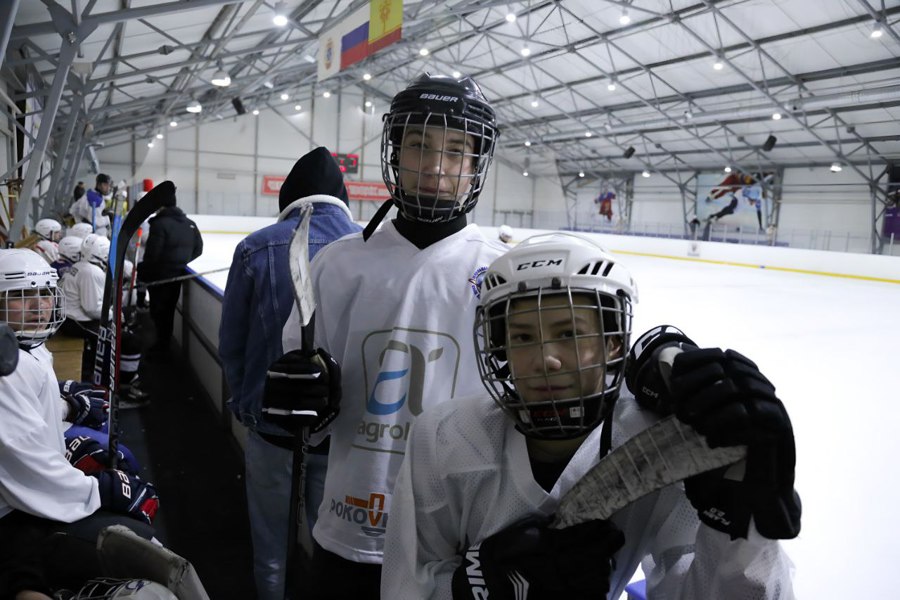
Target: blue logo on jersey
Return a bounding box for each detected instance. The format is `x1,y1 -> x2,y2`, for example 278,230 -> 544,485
366,368 -> 408,415
469,265 -> 488,299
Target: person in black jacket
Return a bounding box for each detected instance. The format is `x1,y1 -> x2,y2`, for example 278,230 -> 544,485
138,194 -> 203,358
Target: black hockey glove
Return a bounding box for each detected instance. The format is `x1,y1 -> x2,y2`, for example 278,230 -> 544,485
451,517 -> 624,600
60,380 -> 109,429
625,325 -> 698,415
65,434 -> 136,475
669,348 -> 801,540
262,348 -> 341,435
95,469 -> 159,525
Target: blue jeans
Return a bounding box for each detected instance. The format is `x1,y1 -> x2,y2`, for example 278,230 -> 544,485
244,429 -> 327,600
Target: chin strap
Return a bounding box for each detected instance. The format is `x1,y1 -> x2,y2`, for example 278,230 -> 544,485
363,199 -> 394,241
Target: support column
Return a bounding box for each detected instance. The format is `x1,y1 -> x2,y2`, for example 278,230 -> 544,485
47,94 -> 83,216
0,0 -> 22,70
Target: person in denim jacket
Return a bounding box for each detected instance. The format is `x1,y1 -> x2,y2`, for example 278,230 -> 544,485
218,147 -> 361,600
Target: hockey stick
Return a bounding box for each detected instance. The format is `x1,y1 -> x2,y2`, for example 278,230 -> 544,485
284,202 -> 318,598
93,181 -> 173,469
551,416 -> 746,528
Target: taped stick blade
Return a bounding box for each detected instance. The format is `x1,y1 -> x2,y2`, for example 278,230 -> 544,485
552,415 -> 747,529
289,202 -> 315,327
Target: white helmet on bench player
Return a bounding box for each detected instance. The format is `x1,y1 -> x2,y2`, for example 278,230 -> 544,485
58,235 -> 83,262
35,218 -> 62,242
0,249 -> 65,348
82,234 -> 111,269
69,222 -> 94,239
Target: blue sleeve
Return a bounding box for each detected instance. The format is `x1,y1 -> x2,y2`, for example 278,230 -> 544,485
218,243 -> 251,410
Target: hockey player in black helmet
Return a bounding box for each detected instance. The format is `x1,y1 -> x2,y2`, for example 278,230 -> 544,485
363,73 -> 500,240
264,73 -> 507,599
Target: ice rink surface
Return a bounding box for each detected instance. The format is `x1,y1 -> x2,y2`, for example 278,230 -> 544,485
188,215 -> 900,599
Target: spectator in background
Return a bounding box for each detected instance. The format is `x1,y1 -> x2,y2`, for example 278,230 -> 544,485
219,147 -> 361,600
138,194 -> 203,360
73,181 -> 85,204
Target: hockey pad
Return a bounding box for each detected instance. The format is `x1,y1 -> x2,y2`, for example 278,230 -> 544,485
65,434 -> 135,475
97,525 -> 211,600
670,348 -> 801,540
263,348 -> 341,435
61,380 -> 109,429
450,517 -> 623,600
96,470 -> 160,525
624,325 -> 697,415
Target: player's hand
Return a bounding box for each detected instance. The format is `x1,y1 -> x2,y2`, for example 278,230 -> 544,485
65,435 -> 136,475
262,348 -> 341,435
95,469 -> 159,525
60,380 -> 108,429
625,325 -> 697,415
451,516 -> 624,600
669,348 -> 801,540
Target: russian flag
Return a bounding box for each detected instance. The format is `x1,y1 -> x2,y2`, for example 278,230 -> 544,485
341,21 -> 369,69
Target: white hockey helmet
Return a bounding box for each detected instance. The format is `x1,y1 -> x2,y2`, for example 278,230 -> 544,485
67,578 -> 178,599
0,249 -> 65,348
498,224 -> 513,243
35,218 -> 62,242
474,232 -> 636,439
58,235 -> 83,262
69,222 -> 94,239
82,234 -> 111,269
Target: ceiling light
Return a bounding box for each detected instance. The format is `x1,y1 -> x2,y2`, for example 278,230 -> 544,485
619,10 -> 631,25
155,133 -> 163,140
523,170 -> 529,177
280,92 -> 289,101
211,67 -> 231,87
830,162 -> 843,173
186,100 -> 202,113
772,111 -> 782,120
683,110 -> 692,120
419,48 -> 429,56
169,120 -> 177,128
147,141 -> 154,148
530,98 -> 539,108
263,80 -> 274,89
578,171 -> 585,178
724,165 -> 732,173
604,122 -> 613,131
252,109 -> 260,116
294,104 -> 302,111
365,100 -> 372,108
641,170 -> 651,178
607,81 -> 617,92
871,24 -> 884,39
272,2 -> 288,26
585,131 -> 592,137
520,47 -> 531,57
506,12 -> 516,23
322,91 -> 331,98
363,73 -> 372,81
713,60 -> 724,70
303,54 -> 316,63
524,140 -> 531,147
452,70 -> 461,78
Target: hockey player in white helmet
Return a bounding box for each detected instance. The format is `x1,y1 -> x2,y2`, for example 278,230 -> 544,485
52,235 -> 84,278
69,222 -> 95,239
26,218 -> 63,264
36,218 -> 63,243
59,234 -> 110,380
0,249 -> 159,596
382,232 -> 800,599
266,73 -> 504,598
497,223 -> 513,244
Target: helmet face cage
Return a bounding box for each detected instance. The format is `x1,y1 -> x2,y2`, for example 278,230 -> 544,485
381,75 -> 499,223
475,286 -> 632,439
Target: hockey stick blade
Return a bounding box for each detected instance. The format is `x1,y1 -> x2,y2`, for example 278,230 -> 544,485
289,202 -> 315,330
551,415 -> 746,529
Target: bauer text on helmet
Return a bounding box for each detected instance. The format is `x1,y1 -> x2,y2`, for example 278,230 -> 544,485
474,233 -> 636,440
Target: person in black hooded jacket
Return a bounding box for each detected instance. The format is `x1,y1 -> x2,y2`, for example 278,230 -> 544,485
137,194 -> 203,357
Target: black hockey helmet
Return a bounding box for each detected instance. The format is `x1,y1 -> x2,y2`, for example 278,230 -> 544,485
379,73 -> 500,225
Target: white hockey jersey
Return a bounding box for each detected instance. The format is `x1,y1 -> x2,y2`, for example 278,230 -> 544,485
282,221 -> 506,563
0,346 -> 100,522
60,259 -> 105,322
382,392 -> 796,600
33,239 -> 59,264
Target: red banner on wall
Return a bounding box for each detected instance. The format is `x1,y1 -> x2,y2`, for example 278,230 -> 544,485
346,180 -> 390,202
261,175 -> 286,196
